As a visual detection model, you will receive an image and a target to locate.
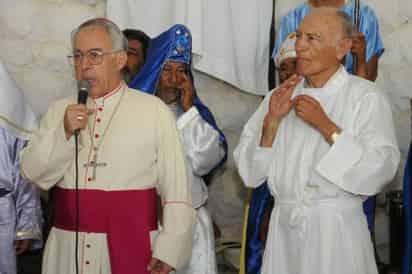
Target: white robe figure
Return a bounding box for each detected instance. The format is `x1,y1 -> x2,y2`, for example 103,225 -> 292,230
0,60 -> 42,274
170,104 -> 225,274
128,24 -> 227,274
234,66 -> 400,274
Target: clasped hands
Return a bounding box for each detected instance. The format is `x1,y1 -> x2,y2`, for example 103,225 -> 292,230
262,74 -> 338,145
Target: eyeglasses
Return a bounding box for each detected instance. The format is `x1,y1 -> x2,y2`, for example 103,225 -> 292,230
67,49 -> 122,66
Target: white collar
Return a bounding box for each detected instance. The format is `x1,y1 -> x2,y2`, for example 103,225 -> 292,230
295,65 -> 348,98
92,82 -> 124,107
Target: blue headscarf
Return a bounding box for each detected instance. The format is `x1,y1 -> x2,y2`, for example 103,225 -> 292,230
129,24 -> 227,176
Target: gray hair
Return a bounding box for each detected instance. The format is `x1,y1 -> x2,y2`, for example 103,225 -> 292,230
71,18 -> 128,51
336,11 -> 355,39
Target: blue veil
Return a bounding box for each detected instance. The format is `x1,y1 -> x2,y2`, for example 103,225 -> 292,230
129,24 -> 228,175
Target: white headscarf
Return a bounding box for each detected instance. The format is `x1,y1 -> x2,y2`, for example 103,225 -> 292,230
0,60 -> 37,139
274,32 -> 297,68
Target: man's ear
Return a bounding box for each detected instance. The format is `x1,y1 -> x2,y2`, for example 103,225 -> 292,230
336,37 -> 352,61
116,51 -> 128,71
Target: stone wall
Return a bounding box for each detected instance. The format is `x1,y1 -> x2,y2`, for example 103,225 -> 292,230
0,0 -> 106,114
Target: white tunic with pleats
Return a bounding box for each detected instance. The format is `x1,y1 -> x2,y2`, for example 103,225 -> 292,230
234,67 -> 400,274
170,105 -> 225,274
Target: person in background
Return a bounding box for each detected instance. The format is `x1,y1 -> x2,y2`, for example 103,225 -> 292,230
122,28 -> 150,83
130,24 -> 228,274
0,59 -> 42,274
273,0 -> 383,81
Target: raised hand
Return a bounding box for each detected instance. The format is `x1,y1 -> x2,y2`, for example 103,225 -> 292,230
267,74 -> 302,120
178,73 -> 194,112
64,104 -> 94,140
293,95 -> 337,143
351,31 -> 367,78
261,74 -> 302,147
351,31 -> 366,63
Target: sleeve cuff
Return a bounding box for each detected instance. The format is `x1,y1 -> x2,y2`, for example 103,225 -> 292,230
177,107 -> 199,130
255,146 -> 273,164
255,119 -> 273,164
252,147 -> 272,184
152,204 -> 196,270
15,231 -> 43,250
316,131 -> 363,188
15,230 -> 41,240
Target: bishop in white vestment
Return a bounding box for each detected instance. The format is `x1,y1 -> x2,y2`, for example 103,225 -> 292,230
21,18 -> 195,274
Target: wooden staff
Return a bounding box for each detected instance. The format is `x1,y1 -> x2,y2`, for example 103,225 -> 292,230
353,0 -> 360,74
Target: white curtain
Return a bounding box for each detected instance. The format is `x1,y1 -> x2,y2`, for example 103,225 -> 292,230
106,0 -> 272,95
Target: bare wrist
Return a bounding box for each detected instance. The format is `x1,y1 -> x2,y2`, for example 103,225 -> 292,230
323,123 -> 342,145
260,116 -> 280,147
321,122 -> 338,145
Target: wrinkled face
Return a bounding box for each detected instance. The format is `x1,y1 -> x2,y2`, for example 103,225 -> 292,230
295,13 -> 342,79
278,57 -> 297,83
126,39 -> 145,76
157,61 -> 186,104
73,26 -> 126,98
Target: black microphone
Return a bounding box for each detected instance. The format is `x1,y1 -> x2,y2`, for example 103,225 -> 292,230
75,80 -> 90,136
77,79 -> 90,104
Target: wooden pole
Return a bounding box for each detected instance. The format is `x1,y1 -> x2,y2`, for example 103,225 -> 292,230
353,0 -> 360,74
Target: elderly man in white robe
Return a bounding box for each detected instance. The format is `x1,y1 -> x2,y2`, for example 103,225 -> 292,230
234,8 -> 400,274
20,18 -> 195,274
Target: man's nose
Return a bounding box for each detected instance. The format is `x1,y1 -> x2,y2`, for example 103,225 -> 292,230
75,57 -> 92,80
169,72 -> 178,84
79,55 -> 92,70
295,37 -> 306,53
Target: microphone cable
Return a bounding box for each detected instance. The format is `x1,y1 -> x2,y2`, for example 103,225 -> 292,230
74,132 -> 80,274
74,79 -> 89,274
